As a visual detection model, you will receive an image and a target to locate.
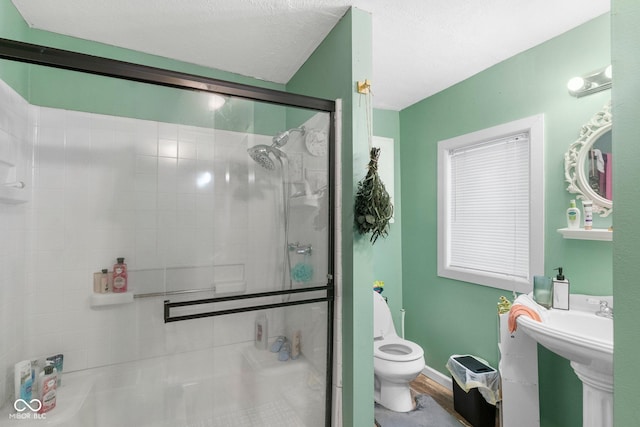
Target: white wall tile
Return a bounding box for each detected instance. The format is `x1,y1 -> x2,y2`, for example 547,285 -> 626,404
135,133 -> 158,157
5,100 -> 331,382
33,167 -> 66,189
159,138 -> 178,158
178,140 -> 197,159
136,155 -> 157,174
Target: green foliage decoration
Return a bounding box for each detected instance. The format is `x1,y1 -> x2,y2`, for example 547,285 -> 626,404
354,147 -> 394,244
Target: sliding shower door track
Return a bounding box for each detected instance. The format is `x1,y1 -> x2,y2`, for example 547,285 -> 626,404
163,285 -> 333,323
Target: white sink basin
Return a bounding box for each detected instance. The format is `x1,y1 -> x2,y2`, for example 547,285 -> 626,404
517,304 -> 613,375
516,294 -> 614,427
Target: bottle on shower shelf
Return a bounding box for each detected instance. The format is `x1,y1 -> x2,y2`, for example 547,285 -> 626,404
112,257 -> 127,293
255,313 -> 268,350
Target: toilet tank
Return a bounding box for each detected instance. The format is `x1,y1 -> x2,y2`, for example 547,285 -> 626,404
373,291 -> 397,339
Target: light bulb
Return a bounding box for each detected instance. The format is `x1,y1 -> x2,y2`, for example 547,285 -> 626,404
208,94 -> 226,111
604,65 -> 612,79
567,77 -> 587,93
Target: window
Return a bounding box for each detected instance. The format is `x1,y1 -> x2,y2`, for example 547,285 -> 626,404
437,115 -> 544,293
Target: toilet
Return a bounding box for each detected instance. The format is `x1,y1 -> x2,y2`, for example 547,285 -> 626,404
373,290 -> 425,412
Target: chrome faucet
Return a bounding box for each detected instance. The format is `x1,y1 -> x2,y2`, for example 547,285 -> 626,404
596,300 -> 614,319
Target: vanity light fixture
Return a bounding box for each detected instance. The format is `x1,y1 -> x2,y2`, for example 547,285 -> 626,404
567,65 -> 612,97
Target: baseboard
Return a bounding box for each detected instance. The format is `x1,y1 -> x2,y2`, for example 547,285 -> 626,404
422,364 -> 452,390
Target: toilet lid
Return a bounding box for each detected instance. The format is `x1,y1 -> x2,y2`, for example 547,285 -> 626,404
374,338 -> 424,362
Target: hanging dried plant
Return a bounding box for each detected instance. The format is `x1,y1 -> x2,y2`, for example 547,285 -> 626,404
354,147 -> 394,244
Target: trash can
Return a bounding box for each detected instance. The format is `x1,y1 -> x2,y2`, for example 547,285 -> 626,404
446,355 -> 499,427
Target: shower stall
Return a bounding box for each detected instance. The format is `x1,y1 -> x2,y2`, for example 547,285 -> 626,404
0,39 -> 336,426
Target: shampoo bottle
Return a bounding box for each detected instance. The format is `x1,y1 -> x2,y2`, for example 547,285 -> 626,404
566,199 -> 581,229
101,269 -> 110,293
112,258 -> 127,293
552,267 -> 570,310
14,360 -> 33,402
46,354 -> 63,387
291,330 -> 301,360
30,359 -> 41,397
38,364 -> 57,414
254,314 -> 268,350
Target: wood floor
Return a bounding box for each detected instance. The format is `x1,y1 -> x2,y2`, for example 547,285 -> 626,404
409,374 -> 473,426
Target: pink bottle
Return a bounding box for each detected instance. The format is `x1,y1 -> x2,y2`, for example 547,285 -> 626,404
112,257 -> 128,293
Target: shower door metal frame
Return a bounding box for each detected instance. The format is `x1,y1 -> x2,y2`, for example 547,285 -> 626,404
0,37 -> 336,427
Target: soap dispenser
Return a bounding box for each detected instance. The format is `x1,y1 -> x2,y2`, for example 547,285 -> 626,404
552,267 -> 570,310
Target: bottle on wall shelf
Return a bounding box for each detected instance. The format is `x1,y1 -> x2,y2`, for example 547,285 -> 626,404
566,199 -> 581,229
582,200 -> 593,230
112,257 -> 128,293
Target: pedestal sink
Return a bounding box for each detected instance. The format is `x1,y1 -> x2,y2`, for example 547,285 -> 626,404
517,295 -> 613,427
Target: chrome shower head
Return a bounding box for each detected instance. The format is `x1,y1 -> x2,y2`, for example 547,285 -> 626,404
248,144 -> 287,170
272,126 -> 305,147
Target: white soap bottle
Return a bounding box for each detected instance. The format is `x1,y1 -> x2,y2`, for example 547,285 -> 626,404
566,200 -> 581,229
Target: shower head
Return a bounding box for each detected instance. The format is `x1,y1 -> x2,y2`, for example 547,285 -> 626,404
248,127 -> 303,169
272,126 -> 305,147
248,144 -> 287,170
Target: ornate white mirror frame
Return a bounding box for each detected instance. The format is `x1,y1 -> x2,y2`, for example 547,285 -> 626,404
564,101 -> 612,217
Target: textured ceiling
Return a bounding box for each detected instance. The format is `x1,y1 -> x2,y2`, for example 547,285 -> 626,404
11,0 -> 610,110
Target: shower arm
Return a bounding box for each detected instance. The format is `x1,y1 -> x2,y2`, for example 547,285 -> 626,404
288,242 -> 312,255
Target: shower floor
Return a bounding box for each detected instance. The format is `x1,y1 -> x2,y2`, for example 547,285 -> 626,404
1,343 -> 326,427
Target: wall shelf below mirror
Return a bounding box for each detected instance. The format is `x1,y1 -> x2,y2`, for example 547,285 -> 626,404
557,228 -> 612,241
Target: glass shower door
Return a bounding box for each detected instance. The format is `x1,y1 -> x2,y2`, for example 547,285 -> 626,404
0,38 -> 335,427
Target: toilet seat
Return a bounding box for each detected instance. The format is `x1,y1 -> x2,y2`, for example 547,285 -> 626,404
374,338 -> 424,362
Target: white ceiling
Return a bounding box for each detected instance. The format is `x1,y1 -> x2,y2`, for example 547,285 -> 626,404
11,0 -> 610,111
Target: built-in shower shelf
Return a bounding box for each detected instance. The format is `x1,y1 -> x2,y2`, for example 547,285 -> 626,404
90,292 -> 134,307
0,186 -> 28,204
0,159 -> 28,204
557,227 -> 613,241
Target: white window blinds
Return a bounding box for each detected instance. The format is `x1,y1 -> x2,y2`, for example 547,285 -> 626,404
448,133 -> 530,281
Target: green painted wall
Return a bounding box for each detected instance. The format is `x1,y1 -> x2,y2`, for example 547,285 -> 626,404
372,108 -> 403,328
400,15 -> 611,427
0,1 -> 286,135
612,0 -> 640,425
2,1 -> 368,424
0,1 -> 29,95
288,8 -> 374,426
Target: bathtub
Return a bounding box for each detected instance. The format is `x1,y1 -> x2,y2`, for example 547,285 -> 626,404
1,343 -> 326,427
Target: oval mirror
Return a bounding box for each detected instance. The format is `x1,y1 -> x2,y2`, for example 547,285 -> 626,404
564,101 -> 612,217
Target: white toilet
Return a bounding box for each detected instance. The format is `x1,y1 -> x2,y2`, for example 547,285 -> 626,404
373,290 -> 425,412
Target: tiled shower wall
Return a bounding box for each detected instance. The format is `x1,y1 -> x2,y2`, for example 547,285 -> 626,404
22,105 -> 290,373
0,79 -> 31,407
1,77 -> 331,407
